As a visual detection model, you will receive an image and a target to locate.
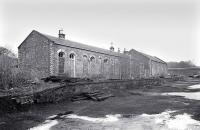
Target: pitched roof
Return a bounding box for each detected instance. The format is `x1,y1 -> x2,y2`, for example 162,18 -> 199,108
153,56 -> 166,64
129,49 -> 166,64
35,30 -> 128,58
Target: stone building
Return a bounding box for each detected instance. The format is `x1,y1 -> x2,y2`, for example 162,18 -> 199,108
18,30 -> 130,79
18,30 -> 167,79
129,49 -> 168,78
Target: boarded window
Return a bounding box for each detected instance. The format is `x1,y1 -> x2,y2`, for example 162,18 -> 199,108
90,56 -> 96,76
58,52 -> 65,73
69,53 -> 76,77
83,55 -> 88,77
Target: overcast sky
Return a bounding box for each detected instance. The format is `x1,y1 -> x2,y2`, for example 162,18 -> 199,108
0,0 -> 200,65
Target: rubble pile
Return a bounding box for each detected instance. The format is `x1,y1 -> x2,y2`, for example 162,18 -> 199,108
41,76 -> 93,83
71,91 -> 114,102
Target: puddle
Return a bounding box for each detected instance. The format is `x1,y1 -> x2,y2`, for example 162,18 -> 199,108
29,119 -> 58,130
136,111 -> 200,130
65,114 -> 121,123
162,84 -> 200,100
30,110 -> 200,130
0,122 -> 5,125
188,84 -> 200,89
162,92 -> 200,100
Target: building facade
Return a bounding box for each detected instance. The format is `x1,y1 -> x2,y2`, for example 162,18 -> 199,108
128,49 -> 167,78
18,30 -> 167,79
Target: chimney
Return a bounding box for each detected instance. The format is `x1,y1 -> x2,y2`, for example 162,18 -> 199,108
118,48 -> 120,53
123,48 -> 128,54
110,42 -> 114,51
123,48 -> 126,53
58,29 -> 65,39
123,48 -> 129,55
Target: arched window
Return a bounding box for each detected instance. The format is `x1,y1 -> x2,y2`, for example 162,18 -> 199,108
83,55 -> 88,76
104,59 -> 108,63
58,52 -> 65,74
98,56 -> 102,63
58,52 -> 64,57
69,53 -> 75,59
83,55 -> 87,59
69,53 -> 76,77
90,56 -> 95,62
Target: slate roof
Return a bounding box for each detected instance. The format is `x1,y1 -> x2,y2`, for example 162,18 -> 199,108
129,49 -> 166,64
35,30 -> 128,58
19,30 -> 166,63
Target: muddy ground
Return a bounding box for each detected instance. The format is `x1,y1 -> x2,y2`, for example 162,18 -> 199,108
0,78 -> 200,130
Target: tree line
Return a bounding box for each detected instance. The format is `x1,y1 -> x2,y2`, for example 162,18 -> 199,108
167,61 -> 197,68
0,47 -> 32,90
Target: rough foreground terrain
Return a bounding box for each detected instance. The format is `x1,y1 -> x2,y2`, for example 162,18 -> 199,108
0,78 -> 200,130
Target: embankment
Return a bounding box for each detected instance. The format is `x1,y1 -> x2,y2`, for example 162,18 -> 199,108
0,77 -> 181,114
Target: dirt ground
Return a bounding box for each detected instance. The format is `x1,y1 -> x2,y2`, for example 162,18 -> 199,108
0,78 -> 200,130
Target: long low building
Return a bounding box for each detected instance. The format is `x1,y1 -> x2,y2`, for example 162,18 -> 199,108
18,30 -> 168,79
129,49 -> 168,78
168,67 -> 200,76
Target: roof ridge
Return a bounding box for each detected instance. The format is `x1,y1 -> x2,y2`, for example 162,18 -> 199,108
36,30 -> 128,58
42,32 -> 108,52
130,49 -> 166,64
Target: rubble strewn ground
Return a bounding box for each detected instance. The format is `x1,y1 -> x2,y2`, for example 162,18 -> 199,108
0,77 -> 200,130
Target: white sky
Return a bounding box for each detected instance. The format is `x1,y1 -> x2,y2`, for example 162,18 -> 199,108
0,0 -> 200,65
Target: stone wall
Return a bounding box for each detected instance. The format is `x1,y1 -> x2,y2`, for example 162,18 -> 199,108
129,50 -> 151,78
151,60 -> 168,77
18,31 -> 50,78
128,49 -> 168,78
50,44 -> 130,79
34,78 -> 163,103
